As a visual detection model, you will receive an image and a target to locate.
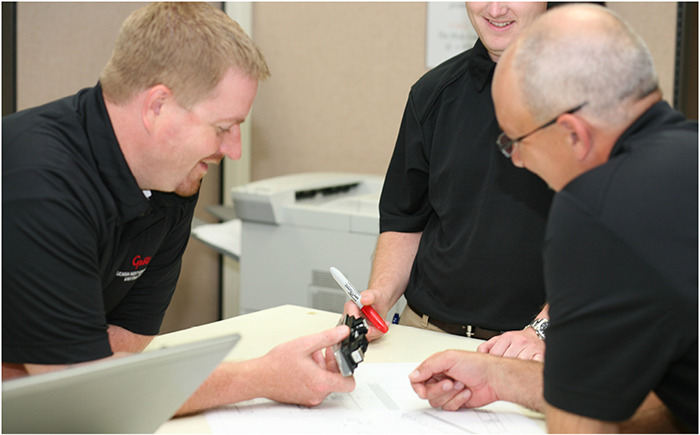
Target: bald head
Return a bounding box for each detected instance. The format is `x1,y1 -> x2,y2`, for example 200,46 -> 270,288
495,4 -> 658,126
492,4 -> 663,191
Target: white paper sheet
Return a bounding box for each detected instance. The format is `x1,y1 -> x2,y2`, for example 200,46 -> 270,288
205,363 -> 545,434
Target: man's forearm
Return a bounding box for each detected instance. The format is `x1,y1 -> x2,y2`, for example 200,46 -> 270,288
11,325 -> 152,380
176,360 -> 262,416
546,391 -> 685,433
546,404 -> 618,433
367,231 -> 421,310
619,392 -> 687,433
492,357 -> 546,413
108,324 -> 154,353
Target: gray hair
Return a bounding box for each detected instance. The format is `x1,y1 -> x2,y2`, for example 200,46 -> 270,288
512,5 -> 658,125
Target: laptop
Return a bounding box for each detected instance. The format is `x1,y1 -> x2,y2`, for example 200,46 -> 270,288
2,333 -> 240,434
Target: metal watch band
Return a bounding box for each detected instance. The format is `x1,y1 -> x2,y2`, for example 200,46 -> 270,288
527,318 -> 549,341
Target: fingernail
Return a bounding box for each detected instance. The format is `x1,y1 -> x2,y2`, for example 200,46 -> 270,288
409,370 -> 419,380
454,382 -> 464,391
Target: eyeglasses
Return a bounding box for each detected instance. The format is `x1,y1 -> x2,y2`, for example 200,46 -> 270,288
496,102 -> 588,158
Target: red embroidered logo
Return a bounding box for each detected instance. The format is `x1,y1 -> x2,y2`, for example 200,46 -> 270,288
132,255 -> 152,270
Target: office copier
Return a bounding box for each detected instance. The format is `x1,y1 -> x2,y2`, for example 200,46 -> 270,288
232,172 -> 405,318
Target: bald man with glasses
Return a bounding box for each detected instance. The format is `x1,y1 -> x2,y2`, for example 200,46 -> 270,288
409,4 -> 697,433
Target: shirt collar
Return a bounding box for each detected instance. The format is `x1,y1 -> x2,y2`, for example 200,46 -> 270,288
610,101 -> 685,158
82,83 -> 152,222
469,39 -> 497,92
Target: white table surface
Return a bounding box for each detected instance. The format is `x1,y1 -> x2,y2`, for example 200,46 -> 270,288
152,305 -> 545,433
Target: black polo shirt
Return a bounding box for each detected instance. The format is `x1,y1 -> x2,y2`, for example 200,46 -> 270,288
2,84 -> 198,364
543,102 -> 698,431
380,39 -> 554,331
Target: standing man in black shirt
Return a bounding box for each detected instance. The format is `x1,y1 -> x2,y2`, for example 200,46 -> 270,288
345,3 -> 553,362
410,4 -> 697,432
3,2 -> 355,415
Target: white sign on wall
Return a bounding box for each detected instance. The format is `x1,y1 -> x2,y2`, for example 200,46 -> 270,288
426,2 -> 478,69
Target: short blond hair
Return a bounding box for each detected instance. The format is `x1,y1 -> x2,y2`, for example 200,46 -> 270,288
100,2 -> 270,108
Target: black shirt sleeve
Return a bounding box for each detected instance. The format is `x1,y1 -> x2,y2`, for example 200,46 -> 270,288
379,91 -> 433,233
3,166 -> 113,364
543,192 -> 696,423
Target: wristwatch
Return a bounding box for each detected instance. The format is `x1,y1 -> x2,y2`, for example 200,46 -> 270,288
526,318 -> 549,341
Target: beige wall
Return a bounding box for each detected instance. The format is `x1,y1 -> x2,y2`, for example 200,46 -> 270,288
16,2 -> 140,110
249,2 -> 680,182
250,2 -> 427,180
14,2 -> 682,331
608,2 -> 678,101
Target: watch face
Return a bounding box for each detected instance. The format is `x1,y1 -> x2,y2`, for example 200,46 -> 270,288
531,319 -> 548,340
